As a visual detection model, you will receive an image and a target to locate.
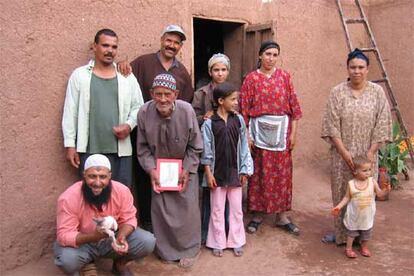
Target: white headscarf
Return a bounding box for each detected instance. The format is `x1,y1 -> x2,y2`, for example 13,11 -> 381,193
208,53 -> 230,72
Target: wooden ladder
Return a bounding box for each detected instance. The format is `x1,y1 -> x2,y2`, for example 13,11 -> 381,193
335,0 -> 414,163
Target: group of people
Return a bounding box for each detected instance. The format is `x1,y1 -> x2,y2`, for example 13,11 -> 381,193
55,22 -> 392,275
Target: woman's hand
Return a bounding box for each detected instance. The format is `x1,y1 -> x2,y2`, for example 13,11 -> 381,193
341,149 -> 355,171
289,133 -> 296,150
247,135 -> 254,152
331,137 -> 354,171
289,120 -> 298,150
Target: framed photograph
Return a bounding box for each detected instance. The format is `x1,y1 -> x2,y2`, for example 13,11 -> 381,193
156,159 -> 182,192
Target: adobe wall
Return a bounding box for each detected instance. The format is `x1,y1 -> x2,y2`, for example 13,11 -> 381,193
368,0 -> 414,134
0,0 -> 411,271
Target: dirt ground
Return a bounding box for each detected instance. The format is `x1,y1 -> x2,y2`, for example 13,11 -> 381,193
4,162 -> 414,276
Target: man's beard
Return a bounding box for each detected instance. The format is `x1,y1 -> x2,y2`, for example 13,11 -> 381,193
82,180 -> 112,211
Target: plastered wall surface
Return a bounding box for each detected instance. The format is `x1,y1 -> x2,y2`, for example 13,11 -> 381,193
1,0 -> 412,271
369,0 -> 414,133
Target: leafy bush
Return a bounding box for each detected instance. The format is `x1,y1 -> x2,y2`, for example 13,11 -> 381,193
378,122 -> 410,188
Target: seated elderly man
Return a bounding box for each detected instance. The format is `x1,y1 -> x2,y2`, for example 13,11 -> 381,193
54,154 -> 155,276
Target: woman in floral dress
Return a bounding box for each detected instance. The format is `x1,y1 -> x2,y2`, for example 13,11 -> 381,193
321,49 -> 392,245
240,41 -> 302,235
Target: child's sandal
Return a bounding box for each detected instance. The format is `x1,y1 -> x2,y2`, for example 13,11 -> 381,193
345,248 -> 357,258
360,247 -> 371,257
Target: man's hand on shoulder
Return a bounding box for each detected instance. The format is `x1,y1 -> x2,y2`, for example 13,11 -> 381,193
66,147 -> 80,168
112,124 -> 131,140
117,58 -> 132,77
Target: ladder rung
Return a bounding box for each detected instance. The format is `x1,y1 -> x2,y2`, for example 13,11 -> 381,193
345,18 -> 365,24
359,47 -> 377,52
371,78 -> 387,83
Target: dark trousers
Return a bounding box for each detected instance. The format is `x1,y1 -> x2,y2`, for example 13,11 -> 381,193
134,159 -> 152,226
130,128 -> 152,228
79,153 -> 132,187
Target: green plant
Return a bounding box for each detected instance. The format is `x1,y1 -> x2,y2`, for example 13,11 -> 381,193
378,122 -> 410,188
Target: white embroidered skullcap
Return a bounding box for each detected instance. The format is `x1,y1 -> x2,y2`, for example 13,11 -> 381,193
84,154 -> 111,171
208,53 -> 230,72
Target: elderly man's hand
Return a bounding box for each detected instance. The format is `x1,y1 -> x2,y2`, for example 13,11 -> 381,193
149,169 -> 161,194
179,169 -> 190,193
117,59 -> 132,77
66,147 -> 80,168
112,124 -> 131,140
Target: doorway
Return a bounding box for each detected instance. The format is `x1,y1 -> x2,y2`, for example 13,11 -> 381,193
193,17 -> 245,89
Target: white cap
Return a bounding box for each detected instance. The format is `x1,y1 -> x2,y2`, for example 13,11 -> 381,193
162,24 -> 186,41
84,154 -> 111,171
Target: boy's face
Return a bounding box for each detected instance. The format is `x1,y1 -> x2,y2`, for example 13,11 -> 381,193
218,91 -> 239,113
353,162 -> 372,180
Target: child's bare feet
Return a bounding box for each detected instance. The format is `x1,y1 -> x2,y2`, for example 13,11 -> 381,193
345,248 -> 357,258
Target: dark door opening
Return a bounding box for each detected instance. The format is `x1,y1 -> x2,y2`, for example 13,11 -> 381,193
193,18 -> 244,89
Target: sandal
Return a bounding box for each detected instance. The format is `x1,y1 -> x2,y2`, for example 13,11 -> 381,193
276,222 -> 300,236
233,247 -> 243,257
345,248 -> 357,258
360,247 -> 371,257
178,251 -> 201,268
212,248 -> 224,257
321,233 -> 336,243
80,262 -> 97,276
246,220 -> 262,234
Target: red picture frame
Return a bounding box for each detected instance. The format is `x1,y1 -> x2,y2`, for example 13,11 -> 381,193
155,159 -> 183,192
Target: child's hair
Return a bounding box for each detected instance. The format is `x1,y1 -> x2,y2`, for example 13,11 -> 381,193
353,155 -> 371,169
213,82 -> 237,105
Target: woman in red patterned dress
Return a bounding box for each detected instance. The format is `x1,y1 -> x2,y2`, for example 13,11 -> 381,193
240,41 -> 302,235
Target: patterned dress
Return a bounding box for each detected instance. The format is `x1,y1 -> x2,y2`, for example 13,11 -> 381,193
321,81 -> 392,244
240,69 -> 302,214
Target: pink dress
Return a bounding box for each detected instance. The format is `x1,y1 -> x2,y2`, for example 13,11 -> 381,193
240,69 -> 302,213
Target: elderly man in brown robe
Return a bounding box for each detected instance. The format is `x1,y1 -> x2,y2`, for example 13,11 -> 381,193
136,73 -> 203,268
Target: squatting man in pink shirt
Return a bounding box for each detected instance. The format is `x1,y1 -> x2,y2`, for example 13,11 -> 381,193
53,154 -> 155,275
